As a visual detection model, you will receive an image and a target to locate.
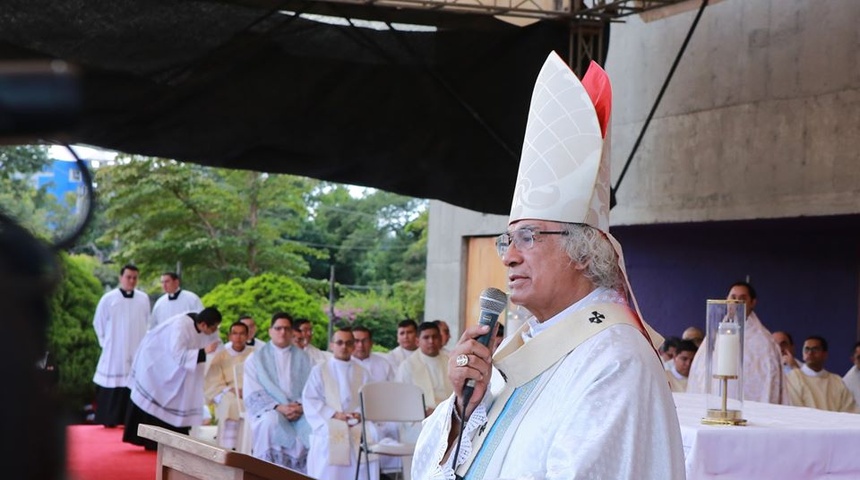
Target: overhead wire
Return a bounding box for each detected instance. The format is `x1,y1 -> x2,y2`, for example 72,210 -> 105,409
611,0 -> 709,208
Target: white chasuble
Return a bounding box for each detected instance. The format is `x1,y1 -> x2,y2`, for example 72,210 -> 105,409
844,366 -> 860,408
787,365 -> 859,413
687,311 -> 787,404
398,351 -> 453,409
303,358 -> 378,480
204,346 -> 254,421
412,298 -> 685,480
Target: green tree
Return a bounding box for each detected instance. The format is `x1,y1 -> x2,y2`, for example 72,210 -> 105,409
201,273 -> 329,348
69,252 -> 116,290
95,156 -> 326,294
69,194 -> 114,267
46,253 -> 103,416
359,207 -> 428,284
0,145 -> 53,237
332,279 -> 425,350
301,185 -> 427,287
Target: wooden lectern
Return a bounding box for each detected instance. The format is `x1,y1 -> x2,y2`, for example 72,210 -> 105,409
139,424 -> 313,480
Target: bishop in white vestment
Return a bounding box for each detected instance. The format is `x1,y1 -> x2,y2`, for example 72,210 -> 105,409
411,53 -> 685,480
414,290 -> 684,480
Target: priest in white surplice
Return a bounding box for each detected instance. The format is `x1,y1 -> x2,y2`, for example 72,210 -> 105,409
148,272 -> 204,330
844,342 -> 860,407
773,330 -> 803,375
352,326 -> 395,383
384,320 -> 418,370
786,336 -> 859,413
411,53 -> 685,480
352,326 -> 402,473
204,320 -> 255,449
92,264 -> 150,427
434,319 -> 453,355
240,316 -> 266,347
303,328 -> 379,480
243,312 -> 312,472
397,322 -> 452,416
666,340 -> 697,393
688,281 -> 788,404
123,308 -> 222,449
293,318 -> 332,366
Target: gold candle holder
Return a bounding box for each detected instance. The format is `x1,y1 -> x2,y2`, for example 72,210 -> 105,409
702,375 -> 747,425
702,300 -> 747,426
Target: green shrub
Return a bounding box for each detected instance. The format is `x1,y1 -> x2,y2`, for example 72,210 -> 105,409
46,253 -> 103,417
202,273 -> 329,347
333,279 -> 425,350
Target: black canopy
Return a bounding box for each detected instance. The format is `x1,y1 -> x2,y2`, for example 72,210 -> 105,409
1,0 -> 607,214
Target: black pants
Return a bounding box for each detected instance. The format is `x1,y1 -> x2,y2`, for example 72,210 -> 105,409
122,399 -> 191,450
94,386 -> 131,427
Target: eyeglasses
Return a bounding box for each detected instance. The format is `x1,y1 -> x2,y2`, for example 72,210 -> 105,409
333,340 -> 355,346
271,326 -> 291,332
495,228 -> 568,257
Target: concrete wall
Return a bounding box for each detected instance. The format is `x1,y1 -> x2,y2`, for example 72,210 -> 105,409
606,0 -> 860,225
424,200 -> 507,341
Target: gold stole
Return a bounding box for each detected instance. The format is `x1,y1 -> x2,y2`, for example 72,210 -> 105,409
321,360 -> 363,466
405,352 -> 446,408
456,303 -> 646,477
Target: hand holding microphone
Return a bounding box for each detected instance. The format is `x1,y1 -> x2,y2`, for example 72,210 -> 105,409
449,287 -> 508,419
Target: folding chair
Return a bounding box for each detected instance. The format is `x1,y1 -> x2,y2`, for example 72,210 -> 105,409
354,381 -> 426,480
233,362 -> 252,454
214,362 -> 251,452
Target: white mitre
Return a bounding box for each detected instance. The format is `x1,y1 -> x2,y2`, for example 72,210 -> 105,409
509,51 -> 663,349
509,51 -> 610,231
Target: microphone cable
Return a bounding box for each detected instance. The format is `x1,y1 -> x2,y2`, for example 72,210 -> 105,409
451,394 -> 470,478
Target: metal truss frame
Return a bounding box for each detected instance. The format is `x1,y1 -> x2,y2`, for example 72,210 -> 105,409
300,0 -> 689,22
275,0 -> 689,73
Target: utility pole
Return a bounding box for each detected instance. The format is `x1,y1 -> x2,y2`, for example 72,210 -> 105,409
327,264 -> 336,343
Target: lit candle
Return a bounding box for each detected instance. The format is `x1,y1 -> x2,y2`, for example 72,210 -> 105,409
714,324 -> 740,376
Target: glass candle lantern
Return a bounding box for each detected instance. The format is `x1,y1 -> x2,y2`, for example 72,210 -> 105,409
702,299 -> 747,426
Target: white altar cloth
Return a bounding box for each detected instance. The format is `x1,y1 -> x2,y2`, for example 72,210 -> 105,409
674,392 -> 860,479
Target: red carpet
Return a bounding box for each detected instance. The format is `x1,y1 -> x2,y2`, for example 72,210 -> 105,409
66,425 -> 156,480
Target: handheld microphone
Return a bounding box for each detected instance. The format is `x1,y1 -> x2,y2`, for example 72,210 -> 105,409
461,287 -> 508,405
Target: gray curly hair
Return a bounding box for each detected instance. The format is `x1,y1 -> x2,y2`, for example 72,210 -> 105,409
559,223 -> 625,294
